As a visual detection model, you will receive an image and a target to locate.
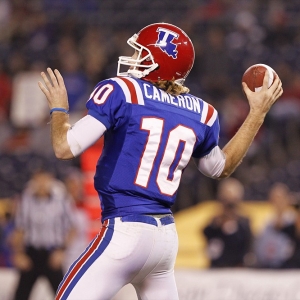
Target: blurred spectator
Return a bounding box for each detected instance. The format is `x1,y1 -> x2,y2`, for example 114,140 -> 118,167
79,26 -> 109,86
11,170 -> 76,300
278,191 -> 300,268
62,168 -> 89,273
0,62 -> 12,121
7,52 -> 28,77
198,26 -> 231,102
57,36 -> 89,114
1,127 -> 32,154
218,89 -> 249,145
0,0 -> 11,29
0,198 -> 14,267
254,183 -> 295,269
203,178 -> 252,268
10,69 -> 48,128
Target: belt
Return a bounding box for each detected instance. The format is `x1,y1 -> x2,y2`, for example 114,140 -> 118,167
120,214 -> 174,226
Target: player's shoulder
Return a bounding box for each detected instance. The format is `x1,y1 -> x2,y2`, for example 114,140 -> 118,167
178,91 -> 218,127
197,97 -> 218,127
94,76 -> 142,90
91,76 -> 145,105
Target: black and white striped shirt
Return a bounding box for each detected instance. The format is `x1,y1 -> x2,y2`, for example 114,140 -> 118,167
15,179 -> 75,250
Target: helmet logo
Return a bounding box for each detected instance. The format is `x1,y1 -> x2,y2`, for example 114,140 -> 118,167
155,28 -> 179,59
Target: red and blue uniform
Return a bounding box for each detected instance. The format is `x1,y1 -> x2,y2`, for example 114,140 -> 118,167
56,76 -> 219,300
87,76 -> 219,221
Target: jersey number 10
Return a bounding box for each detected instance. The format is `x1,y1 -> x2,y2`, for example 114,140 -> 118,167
134,117 -> 196,196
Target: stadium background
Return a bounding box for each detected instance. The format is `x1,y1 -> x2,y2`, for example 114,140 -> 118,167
1,0 -> 300,299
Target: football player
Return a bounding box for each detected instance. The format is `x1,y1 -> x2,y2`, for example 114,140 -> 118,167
38,23 -> 283,300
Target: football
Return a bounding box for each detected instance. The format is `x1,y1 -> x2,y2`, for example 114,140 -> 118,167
242,64 -> 277,92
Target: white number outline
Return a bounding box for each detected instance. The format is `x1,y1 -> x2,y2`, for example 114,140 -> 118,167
92,84 -> 114,105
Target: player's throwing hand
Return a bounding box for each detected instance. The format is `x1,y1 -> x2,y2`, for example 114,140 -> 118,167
242,71 -> 283,117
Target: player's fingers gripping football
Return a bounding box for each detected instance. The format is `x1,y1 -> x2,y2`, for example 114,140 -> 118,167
242,72 -> 282,115
241,70 -> 271,96
274,77 -> 283,100
253,74 -> 281,113
264,74 -> 283,105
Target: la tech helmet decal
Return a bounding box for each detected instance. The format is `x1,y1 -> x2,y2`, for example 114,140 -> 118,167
155,27 -> 179,59
117,23 -> 195,82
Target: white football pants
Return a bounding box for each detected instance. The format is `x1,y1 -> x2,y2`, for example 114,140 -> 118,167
56,215 -> 179,300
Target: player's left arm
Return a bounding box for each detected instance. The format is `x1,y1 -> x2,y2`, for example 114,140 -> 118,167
38,68 -> 73,159
220,72 -> 282,177
38,68 -> 106,160
193,108 -> 226,179
194,72 -> 282,179
193,145 -> 226,179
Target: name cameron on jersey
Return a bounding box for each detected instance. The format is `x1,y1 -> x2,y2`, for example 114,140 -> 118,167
143,83 -> 201,114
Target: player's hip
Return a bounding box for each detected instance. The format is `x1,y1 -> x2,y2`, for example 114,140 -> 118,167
56,216 -> 178,300
103,214 -> 178,260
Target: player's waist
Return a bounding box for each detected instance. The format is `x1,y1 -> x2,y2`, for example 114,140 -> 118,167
120,214 -> 174,227
100,196 -> 173,221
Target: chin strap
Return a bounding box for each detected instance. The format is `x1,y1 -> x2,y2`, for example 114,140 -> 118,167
128,63 -> 159,79
142,63 -> 159,77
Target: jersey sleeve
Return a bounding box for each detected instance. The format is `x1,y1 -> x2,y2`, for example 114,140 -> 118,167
86,79 -> 128,131
193,113 -> 220,158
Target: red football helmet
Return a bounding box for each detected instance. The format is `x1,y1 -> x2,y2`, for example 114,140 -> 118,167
117,23 -> 195,84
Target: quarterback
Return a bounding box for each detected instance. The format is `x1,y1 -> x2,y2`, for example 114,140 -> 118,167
38,23 -> 282,300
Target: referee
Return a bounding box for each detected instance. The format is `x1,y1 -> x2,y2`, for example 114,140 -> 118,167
11,170 -> 76,300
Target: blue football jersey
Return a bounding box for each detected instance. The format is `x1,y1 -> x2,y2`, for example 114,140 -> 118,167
86,76 -> 220,221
